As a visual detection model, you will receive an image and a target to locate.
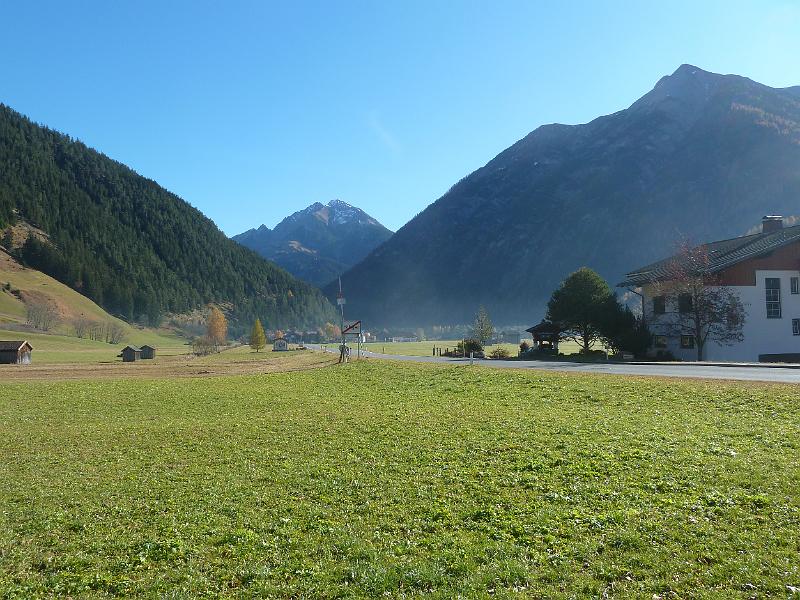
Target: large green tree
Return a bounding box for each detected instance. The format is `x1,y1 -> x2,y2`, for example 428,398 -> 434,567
546,267 -> 616,353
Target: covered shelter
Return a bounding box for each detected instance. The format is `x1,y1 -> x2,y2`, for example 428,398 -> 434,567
525,321 -> 561,353
273,338 -> 289,352
0,341 -> 33,364
140,345 -> 156,360
119,345 -> 142,362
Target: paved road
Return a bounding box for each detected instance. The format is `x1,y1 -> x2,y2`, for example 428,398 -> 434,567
312,345 -> 800,383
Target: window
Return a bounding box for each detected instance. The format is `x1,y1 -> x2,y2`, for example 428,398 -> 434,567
678,293 -> 693,313
680,335 -> 695,349
792,277 -> 799,295
793,319 -> 800,336
653,335 -> 668,348
653,295 -> 666,315
766,277 -> 781,318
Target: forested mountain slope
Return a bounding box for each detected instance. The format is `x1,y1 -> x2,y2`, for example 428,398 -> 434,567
233,200 -> 392,286
330,65 -> 800,326
0,104 -> 336,332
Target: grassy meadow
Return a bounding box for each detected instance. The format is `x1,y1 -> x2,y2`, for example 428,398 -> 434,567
362,339 -> 583,357
0,249 -> 189,365
0,327 -> 188,365
1,357 -> 799,597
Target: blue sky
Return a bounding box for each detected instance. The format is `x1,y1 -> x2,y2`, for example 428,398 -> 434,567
2,1 -> 800,235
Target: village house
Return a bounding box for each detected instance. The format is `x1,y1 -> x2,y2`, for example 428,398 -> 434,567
620,216 -> 800,362
497,331 -> 521,345
0,341 -> 33,364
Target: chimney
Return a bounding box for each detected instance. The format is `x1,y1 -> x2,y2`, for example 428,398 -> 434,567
762,215 -> 784,234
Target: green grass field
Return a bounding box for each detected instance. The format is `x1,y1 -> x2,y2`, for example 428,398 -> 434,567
0,327 -> 189,364
362,339 -> 583,357
1,359 -> 798,597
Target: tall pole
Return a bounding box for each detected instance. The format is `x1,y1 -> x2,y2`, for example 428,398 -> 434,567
338,277 -> 345,337
337,276 -> 346,363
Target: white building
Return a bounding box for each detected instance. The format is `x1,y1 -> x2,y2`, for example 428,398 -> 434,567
620,216 -> 800,362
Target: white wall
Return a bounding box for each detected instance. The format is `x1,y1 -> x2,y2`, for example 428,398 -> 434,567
642,270 -> 800,362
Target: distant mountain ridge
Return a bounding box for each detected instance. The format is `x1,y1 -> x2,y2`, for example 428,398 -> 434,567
0,104 -> 336,333
233,199 -> 392,286
329,64 -> 800,326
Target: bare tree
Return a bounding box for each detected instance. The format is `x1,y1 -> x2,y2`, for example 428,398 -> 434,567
192,336 -> 215,356
73,316 -> 92,338
88,321 -> 104,341
26,299 -> 60,331
105,322 -> 126,344
654,243 -> 746,361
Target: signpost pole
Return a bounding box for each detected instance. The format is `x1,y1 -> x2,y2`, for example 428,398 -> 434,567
337,277 -> 346,363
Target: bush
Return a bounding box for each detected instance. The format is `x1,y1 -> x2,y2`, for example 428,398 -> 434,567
192,336 -> 215,356
578,348 -> 607,358
654,350 -> 677,361
489,347 -> 511,359
520,346 -> 558,359
520,341 -> 530,352
456,338 -> 483,356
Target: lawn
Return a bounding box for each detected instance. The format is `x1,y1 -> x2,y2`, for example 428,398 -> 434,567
1,360 -> 798,597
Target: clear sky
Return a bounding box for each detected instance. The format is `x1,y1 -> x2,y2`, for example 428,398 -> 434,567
2,1 -> 800,235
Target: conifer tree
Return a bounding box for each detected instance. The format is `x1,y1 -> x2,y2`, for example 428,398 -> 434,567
472,305 -> 494,345
250,318 -> 266,352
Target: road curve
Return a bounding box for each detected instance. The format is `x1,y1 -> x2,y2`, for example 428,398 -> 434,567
311,345 -> 800,384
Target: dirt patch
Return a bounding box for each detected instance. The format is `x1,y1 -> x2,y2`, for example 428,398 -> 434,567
1,222 -> 51,251
0,249 -> 24,273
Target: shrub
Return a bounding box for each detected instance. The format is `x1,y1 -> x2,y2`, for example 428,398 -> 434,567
654,350 -> 677,361
456,338 -> 483,356
489,347 -> 511,359
520,341 -> 530,352
579,348 -> 606,357
192,336 -> 215,356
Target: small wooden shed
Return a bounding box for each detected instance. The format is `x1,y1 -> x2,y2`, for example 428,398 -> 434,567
273,338 -> 289,352
0,341 -> 33,364
119,345 -> 142,362
140,345 -> 156,360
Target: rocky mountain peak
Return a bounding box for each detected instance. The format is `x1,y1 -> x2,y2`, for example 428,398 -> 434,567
232,200 -> 392,287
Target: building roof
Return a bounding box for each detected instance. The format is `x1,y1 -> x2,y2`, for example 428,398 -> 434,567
0,341 -> 32,352
140,345 -> 156,350
121,345 -> 142,352
525,321 -> 560,334
619,223 -> 800,287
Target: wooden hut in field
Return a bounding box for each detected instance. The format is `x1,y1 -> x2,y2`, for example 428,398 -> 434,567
119,345 -> 142,362
0,341 -> 33,364
140,345 -> 156,359
272,338 -> 289,352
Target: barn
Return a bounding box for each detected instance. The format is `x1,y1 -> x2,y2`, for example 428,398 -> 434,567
140,345 -> 156,359
119,345 -> 142,362
0,341 -> 33,364
273,338 -> 289,352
